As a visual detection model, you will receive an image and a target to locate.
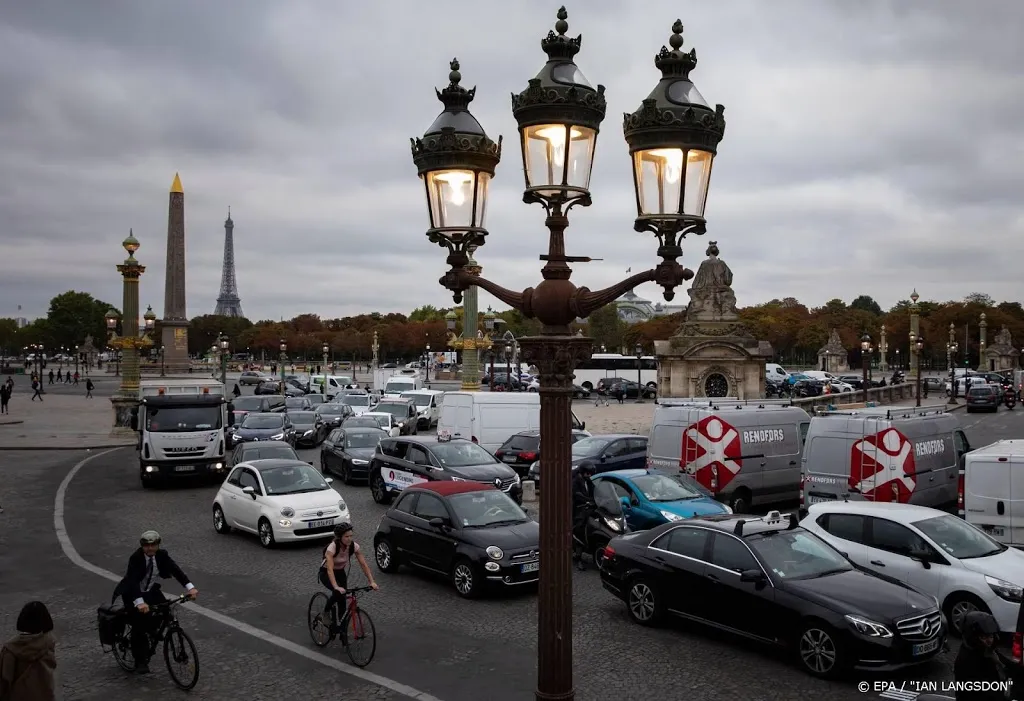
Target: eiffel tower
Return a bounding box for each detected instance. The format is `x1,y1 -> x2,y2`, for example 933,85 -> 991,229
214,209 -> 244,317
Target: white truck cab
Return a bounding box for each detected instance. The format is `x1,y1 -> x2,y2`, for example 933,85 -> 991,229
137,379 -> 230,487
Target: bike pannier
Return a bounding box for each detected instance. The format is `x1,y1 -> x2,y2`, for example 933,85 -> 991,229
97,605 -> 125,646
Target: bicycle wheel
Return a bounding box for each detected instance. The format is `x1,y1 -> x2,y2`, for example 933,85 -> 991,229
163,628 -> 200,690
307,592 -> 333,647
112,625 -> 136,673
342,607 -> 376,668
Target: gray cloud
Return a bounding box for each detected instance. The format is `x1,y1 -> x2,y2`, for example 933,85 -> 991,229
1,0 -> 1021,324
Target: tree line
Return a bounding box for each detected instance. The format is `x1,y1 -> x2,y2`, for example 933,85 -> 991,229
3,291 -> 1021,369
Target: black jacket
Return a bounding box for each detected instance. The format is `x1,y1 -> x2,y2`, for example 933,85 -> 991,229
954,643 -> 1009,701
113,548 -> 191,603
572,474 -> 594,521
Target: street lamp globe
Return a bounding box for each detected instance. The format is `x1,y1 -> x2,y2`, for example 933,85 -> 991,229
219,333 -> 229,351
909,330 -> 917,344
916,338 -> 924,352
860,333 -> 871,351
122,230 -> 141,256
511,7 -> 606,206
635,343 -> 643,358
322,342 -> 329,356
624,20 -> 725,235
483,308 -> 496,332
105,309 -> 119,330
279,339 -> 287,353
445,310 -> 458,332
144,305 -> 156,331
426,343 -> 431,352
411,58 -> 501,261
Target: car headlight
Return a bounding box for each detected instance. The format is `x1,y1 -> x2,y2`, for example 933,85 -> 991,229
722,504 -> 733,514
338,500 -> 346,510
845,615 -> 893,638
986,575 -> 1023,602
278,519 -> 292,527
304,430 -> 313,436
486,546 -> 504,560
281,506 -> 295,518
514,473 -> 521,485
271,433 -> 284,440
603,517 -> 623,532
660,510 -> 684,522
352,459 -> 368,465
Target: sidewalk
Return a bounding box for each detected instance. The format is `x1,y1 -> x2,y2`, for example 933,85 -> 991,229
0,392 -> 135,450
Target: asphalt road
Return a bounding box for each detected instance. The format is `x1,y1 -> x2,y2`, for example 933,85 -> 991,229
4,378 -> 1021,701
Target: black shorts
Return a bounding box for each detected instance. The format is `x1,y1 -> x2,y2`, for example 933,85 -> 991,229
318,567 -> 348,593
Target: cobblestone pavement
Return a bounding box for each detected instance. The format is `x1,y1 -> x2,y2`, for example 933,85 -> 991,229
0,451 -> 409,700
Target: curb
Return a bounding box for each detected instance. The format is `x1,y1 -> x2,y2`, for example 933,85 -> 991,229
0,443 -> 133,451
0,420 -> 25,426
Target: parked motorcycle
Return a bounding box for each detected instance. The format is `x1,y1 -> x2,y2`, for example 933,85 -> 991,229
573,481 -> 628,569
1006,388 -> 1017,410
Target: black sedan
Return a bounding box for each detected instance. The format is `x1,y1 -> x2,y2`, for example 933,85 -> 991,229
967,385 -> 1001,413
285,396 -> 313,411
527,434 -> 648,486
373,481 -> 539,598
229,441 -> 301,468
342,415 -> 389,431
599,512 -> 945,678
255,380 -> 304,397
229,412 -> 296,446
288,410 -> 327,447
321,426 -> 386,484
495,429 -> 590,479
607,380 -> 657,400
230,395 -> 286,427
315,402 -> 353,428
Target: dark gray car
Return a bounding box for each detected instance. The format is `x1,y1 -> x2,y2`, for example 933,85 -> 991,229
288,410 -> 326,447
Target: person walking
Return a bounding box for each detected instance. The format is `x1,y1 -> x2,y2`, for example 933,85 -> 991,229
30,380 -> 42,402
55,369 -> 62,382
0,384 -> 9,414
63,371 -> 70,384
85,378 -> 94,399
47,369 -> 54,385
0,601 -> 57,701
72,372 -> 79,386
232,383 -> 241,397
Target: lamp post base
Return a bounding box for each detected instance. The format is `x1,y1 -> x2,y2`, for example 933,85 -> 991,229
110,394 -> 139,437
460,379 -> 481,392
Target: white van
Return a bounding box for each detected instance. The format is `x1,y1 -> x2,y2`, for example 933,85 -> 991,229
383,375 -> 422,398
310,375 -> 355,398
647,400 -> 811,513
401,389 -> 444,430
765,363 -> 790,386
437,392 -> 585,453
963,440 -> 1024,546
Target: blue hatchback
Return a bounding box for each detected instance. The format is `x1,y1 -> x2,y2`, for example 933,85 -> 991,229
592,469 -> 730,531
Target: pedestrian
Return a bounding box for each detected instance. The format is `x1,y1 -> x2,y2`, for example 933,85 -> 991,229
0,601 -> 57,701
615,385 -> 625,404
232,383 -> 240,397
0,384 -> 9,414
72,372 -> 79,386
85,378 -> 94,399
47,369 -> 54,385
5,377 -> 12,391
55,369 -> 62,382
64,372 -> 70,384
30,380 -> 42,402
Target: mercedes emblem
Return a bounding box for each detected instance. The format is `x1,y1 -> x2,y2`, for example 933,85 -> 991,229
920,619 -> 932,636
317,510 -> 323,516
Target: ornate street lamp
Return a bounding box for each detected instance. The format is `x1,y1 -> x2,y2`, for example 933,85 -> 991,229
913,334 -> 924,407
484,309 -> 497,387
218,332 -> 229,386
279,339 -> 287,396
860,333 -> 872,403
411,16 -> 725,698
947,323 -> 959,404
424,342 -> 431,383
634,342 -> 644,403
322,342 -> 330,387
144,305 -> 156,332
108,231 -> 154,431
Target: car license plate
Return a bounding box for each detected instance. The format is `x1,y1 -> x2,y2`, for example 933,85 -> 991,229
309,518 -> 334,528
520,562 -> 539,573
986,526 -> 1005,537
503,455 -> 517,463
174,465 -> 195,472
912,638 -> 940,656
808,495 -> 834,504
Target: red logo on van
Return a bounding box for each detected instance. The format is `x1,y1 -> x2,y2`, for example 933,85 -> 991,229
680,416 -> 742,493
850,428 -> 917,502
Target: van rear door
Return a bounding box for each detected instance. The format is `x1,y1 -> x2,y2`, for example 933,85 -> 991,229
1010,456 -> 1024,547
965,456 -> 1011,543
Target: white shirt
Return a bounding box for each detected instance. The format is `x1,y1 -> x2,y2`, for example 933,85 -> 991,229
133,554 -> 193,606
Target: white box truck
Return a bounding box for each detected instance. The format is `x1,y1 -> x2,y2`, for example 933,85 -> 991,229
136,378 -> 231,487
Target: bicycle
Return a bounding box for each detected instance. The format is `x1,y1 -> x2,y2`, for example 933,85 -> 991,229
307,585 -> 377,667
100,593 -> 200,689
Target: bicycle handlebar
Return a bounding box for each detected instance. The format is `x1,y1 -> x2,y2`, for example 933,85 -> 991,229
151,593 -> 193,609
345,586 -> 375,594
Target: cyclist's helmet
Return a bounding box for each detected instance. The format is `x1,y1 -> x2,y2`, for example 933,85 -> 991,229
577,461 -> 596,477
333,523 -> 353,538
139,530 -> 161,546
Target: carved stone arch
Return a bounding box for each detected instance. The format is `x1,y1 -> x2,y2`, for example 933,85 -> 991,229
684,340 -> 751,361
696,364 -> 737,398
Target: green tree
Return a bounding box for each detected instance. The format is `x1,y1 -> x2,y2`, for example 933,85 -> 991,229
965,292 -> 994,307
188,315 -> 254,355
409,305 -> 443,322
850,295 -> 882,316
0,318 -> 17,354
46,291 -> 117,349
587,304 -> 625,351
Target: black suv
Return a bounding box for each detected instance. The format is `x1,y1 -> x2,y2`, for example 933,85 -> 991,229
370,398 -> 419,435
369,436 -> 522,505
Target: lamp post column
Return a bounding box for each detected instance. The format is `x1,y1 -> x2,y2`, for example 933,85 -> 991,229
879,325 -> 888,374
947,324 -> 959,405
635,343 -> 644,403
110,231 -> 147,434
279,340 -> 287,395
909,290 -> 920,379
219,333 -> 229,386
322,343 -> 329,384
461,248 -> 482,392
860,334 -> 872,404
979,313 -> 987,372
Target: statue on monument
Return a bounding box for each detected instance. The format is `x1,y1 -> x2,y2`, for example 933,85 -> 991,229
996,326 -> 1013,348
685,241 -> 738,322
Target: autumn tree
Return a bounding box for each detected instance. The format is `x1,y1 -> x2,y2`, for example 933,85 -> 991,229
587,304 -> 626,352
46,291 -> 118,349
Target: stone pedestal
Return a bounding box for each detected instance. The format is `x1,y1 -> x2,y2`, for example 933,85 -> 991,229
817,329 -> 849,373
983,326 -> 1020,372
160,320 -> 190,374
110,394 -> 139,438
654,242 -> 773,399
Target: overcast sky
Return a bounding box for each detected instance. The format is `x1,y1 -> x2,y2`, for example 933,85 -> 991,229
2,1 -> 1021,322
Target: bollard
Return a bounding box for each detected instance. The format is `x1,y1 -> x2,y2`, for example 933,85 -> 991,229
522,480 -> 538,503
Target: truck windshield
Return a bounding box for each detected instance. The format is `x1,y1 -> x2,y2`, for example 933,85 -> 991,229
146,406 -> 222,432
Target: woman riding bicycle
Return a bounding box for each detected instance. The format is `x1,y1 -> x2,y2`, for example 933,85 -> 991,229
319,524 -> 377,626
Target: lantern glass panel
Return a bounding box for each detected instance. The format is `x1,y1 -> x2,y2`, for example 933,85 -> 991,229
682,150 -> 713,217
522,125 -> 596,195
634,148 -> 713,218
425,169 -> 480,230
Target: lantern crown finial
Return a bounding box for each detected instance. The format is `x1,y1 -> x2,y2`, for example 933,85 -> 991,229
910,288 -> 919,303
434,57 -> 476,113
655,20 -> 697,79
541,6 -> 580,61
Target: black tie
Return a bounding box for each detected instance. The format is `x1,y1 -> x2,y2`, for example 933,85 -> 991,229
143,557 -> 154,592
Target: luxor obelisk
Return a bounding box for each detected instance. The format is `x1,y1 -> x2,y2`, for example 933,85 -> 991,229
161,173 -> 190,373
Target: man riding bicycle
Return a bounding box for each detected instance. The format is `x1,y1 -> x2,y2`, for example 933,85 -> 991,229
113,530 -> 198,674
319,523 -> 377,627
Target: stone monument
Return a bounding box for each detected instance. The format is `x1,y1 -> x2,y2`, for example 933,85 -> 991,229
817,329 -> 848,373
983,326 -> 1019,372
161,173 -> 190,373
654,242 -> 773,398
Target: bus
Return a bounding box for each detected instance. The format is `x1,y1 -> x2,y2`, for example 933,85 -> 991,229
573,353 -> 657,391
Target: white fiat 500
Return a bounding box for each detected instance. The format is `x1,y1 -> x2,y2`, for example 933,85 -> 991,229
213,459 -> 350,548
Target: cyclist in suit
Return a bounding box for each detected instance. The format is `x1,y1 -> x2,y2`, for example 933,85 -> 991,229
112,531 -> 198,674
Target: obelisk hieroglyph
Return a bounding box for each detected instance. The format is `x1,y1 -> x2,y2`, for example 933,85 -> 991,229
161,173 -> 190,373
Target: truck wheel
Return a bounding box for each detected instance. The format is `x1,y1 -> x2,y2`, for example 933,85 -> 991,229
729,489 -> 751,514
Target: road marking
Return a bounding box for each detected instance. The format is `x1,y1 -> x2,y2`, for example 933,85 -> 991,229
879,690 -> 918,701
54,448 -> 445,701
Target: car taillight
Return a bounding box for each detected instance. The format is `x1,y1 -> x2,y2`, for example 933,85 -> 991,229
520,451 -> 537,461
1014,633 -> 1022,664
602,545 -> 615,560
798,475 -> 805,506
957,469 -> 965,517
